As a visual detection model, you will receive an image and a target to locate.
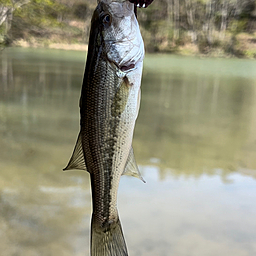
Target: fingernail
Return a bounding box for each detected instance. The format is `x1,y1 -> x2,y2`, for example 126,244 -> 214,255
142,3 -> 145,7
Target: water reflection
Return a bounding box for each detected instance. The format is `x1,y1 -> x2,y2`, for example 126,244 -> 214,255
120,169 -> 256,256
1,48 -> 256,256
135,55 -> 256,181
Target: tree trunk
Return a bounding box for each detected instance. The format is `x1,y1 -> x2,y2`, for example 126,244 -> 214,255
185,0 -> 197,43
173,0 -> 179,40
0,6 -> 9,26
205,0 -> 214,45
5,8 -> 14,35
220,0 -> 228,40
166,0 -> 173,47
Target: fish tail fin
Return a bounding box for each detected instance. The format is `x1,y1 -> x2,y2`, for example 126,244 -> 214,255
91,214 -> 128,256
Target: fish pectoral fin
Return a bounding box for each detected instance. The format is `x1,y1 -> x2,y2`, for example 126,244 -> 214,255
122,147 -> 145,183
63,132 -> 87,172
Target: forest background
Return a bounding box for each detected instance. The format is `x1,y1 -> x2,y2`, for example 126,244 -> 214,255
1,0 -> 256,58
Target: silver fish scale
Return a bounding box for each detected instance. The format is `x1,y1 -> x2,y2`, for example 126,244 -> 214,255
81,56 -> 131,227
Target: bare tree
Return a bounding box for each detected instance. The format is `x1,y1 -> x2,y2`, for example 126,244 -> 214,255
203,0 -> 215,45
184,0 -> 197,42
173,0 -> 179,40
220,0 -> 228,40
0,0 -> 30,35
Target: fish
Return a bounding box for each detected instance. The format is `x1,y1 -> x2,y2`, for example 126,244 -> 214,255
63,0 -> 145,255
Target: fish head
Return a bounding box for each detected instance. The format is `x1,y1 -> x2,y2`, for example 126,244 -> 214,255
91,0 -> 144,73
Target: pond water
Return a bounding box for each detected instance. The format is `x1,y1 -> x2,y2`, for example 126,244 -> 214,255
1,48 -> 256,256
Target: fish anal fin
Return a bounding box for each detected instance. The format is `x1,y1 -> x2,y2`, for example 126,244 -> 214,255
122,147 -> 145,183
63,132 -> 87,172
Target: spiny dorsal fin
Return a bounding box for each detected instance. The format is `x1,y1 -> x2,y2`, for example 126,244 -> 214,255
63,132 -> 87,171
122,147 -> 145,183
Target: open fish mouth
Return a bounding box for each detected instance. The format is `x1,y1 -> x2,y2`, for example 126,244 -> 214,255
120,63 -> 135,71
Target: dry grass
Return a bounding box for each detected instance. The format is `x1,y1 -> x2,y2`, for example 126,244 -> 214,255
236,32 -> 256,58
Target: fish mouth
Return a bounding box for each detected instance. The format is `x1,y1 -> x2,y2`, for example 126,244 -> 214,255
120,63 -> 135,71
109,58 -> 136,73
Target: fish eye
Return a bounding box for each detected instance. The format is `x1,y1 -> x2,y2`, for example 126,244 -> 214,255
102,14 -> 111,25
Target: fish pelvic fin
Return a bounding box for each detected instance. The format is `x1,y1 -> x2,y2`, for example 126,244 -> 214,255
63,132 -> 87,171
91,215 -> 128,256
122,147 -> 145,183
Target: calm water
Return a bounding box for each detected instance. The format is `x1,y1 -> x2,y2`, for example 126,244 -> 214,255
1,48 -> 256,256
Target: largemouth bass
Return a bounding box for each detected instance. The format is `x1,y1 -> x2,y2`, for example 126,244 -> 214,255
64,0 -> 145,255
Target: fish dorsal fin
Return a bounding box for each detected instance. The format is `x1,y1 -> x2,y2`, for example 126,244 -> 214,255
122,147 -> 145,183
63,132 -> 87,171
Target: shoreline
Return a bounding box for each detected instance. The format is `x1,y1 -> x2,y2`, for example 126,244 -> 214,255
7,38 -> 256,59
12,40 -> 89,51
